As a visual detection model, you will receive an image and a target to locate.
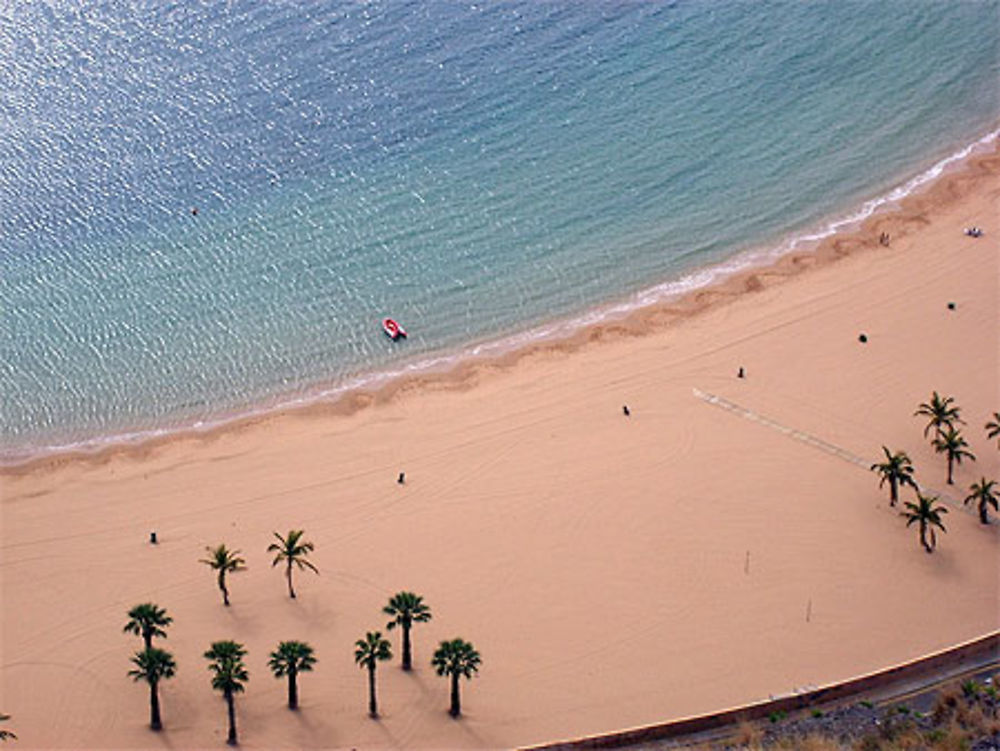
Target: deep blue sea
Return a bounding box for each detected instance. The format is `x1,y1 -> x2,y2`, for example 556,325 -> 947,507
1,1 -> 998,463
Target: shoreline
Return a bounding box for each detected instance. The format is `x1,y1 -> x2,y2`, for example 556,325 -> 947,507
4,128 -> 997,477
3,131 -> 997,748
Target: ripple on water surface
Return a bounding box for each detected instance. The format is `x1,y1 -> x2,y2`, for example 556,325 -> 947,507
1,1 -> 998,461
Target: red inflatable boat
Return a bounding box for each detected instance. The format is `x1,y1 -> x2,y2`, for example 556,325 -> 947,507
382,318 -> 407,340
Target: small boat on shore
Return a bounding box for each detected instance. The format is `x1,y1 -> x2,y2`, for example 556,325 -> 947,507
382,318 -> 407,340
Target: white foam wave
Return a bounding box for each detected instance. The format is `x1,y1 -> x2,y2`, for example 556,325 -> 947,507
3,128 -> 997,468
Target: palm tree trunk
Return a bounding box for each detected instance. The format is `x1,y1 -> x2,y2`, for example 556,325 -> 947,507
890,477 -> 898,506
368,664 -> 378,717
288,669 -> 298,710
947,455 -> 954,484
150,680 -> 162,731
402,624 -> 412,671
450,673 -> 461,717
921,520 -> 931,553
287,562 -> 296,599
980,502 -> 989,525
220,573 -> 230,606
225,689 -> 238,745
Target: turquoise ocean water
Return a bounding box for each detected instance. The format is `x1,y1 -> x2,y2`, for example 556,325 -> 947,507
1,1 -> 998,463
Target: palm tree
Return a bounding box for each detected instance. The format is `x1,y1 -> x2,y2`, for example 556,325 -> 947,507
0,713 -> 16,741
205,640 -> 249,746
354,631 -> 392,718
964,478 -> 999,525
384,591 -> 432,671
128,647 -> 177,731
986,412 -> 1000,448
932,427 -> 976,485
902,493 -> 949,553
267,530 -> 318,599
915,391 -> 963,438
432,638 -> 481,718
870,447 -> 918,506
123,603 -> 173,651
268,641 -> 317,710
200,544 -> 246,606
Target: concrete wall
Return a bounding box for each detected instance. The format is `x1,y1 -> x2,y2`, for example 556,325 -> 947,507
521,631 -> 1000,750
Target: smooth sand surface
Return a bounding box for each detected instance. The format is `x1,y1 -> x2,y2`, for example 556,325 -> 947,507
2,147 -> 999,749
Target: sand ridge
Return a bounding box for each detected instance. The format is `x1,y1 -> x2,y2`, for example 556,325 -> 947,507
1,145 -> 998,749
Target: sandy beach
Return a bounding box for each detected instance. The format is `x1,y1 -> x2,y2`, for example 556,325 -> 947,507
2,145 -> 998,749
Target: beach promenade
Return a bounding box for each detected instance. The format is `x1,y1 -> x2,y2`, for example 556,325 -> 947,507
1,147 -> 998,749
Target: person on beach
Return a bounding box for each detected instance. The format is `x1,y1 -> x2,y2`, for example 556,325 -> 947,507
738,367 -> 745,379
622,405 -> 630,417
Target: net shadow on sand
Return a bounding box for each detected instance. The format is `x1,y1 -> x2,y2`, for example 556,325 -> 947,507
693,388 -> 991,524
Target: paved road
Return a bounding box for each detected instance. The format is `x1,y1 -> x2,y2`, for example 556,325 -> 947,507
623,657 -> 1000,749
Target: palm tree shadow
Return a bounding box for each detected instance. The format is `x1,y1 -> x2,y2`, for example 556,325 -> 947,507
405,668 -> 435,697
220,606 -> 261,636
290,706 -> 316,729
446,711 -> 487,746
369,714 -> 400,746
363,710 -> 488,750
286,596 -> 337,628
401,672 -> 487,745
148,730 -> 177,749
928,546 -> 960,576
289,704 -> 339,746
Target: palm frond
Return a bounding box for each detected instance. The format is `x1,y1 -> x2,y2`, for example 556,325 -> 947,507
915,391 -> 963,437
268,641 -> 317,677
933,427 -> 975,461
0,713 -> 16,741
965,478 -> 999,517
205,640 -> 249,694
432,638 -> 481,679
200,544 -> 246,572
354,631 -> 392,668
128,647 -> 177,683
384,591 -> 433,628
269,530 -> 318,566
123,603 -> 173,641
985,412 -> 1000,442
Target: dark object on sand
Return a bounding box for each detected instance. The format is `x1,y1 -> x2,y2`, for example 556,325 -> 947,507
878,232 -> 890,246
622,405 -> 630,417
964,226 -> 983,238
947,302 -> 956,310
738,366 -> 745,379
858,333 -> 868,343
398,472 -> 405,484
150,531 -> 158,544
